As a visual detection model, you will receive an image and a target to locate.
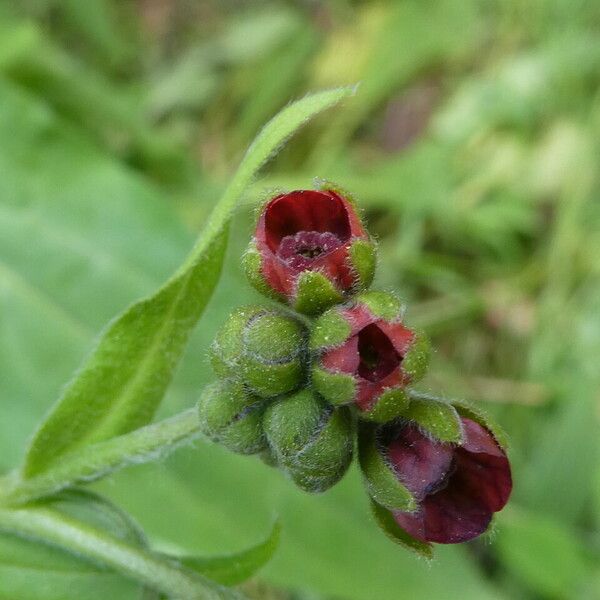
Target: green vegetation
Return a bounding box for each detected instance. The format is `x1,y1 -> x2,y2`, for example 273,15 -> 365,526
0,1 -> 599,599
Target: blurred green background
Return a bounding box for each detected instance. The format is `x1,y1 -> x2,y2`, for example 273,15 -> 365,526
1,0 -> 599,598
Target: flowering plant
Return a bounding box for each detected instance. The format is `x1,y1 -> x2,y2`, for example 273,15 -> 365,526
206,184 -> 512,555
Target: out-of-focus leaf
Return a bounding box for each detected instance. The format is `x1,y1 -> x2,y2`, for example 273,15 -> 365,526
0,77 -> 192,469
496,509 -> 589,599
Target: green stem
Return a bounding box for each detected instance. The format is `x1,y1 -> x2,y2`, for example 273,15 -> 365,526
0,408 -> 201,506
0,505 -> 241,600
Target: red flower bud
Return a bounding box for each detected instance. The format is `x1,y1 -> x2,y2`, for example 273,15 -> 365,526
311,291 -> 430,422
380,417 -> 512,544
244,187 -> 376,314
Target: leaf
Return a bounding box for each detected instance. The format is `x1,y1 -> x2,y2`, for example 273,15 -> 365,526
176,521 -> 281,586
496,509 -> 589,599
0,495 -> 244,600
22,85 -> 356,479
370,500 -> 433,559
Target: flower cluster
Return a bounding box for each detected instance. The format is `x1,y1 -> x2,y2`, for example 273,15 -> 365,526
198,184 -> 512,553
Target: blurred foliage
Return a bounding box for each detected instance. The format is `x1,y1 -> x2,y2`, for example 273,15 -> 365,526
0,0 -> 599,599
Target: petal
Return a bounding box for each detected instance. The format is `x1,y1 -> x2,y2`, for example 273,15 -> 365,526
386,425 -> 454,501
377,321 -> 415,357
357,324 -> 401,382
321,335 -> 360,374
393,418 -> 512,544
263,190 -> 352,251
394,469 -> 495,544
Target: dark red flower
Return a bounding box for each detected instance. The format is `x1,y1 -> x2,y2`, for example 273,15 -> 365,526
382,417 -> 512,544
312,292 -> 429,422
244,188 -> 375,314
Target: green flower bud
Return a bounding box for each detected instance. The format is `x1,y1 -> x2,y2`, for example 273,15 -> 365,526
210,306 -> 307,397
263,390 -> 354,493
198,380 -> 267,455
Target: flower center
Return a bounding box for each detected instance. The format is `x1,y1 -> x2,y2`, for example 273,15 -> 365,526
277,231 -> 342,269
357,324 -> 401,382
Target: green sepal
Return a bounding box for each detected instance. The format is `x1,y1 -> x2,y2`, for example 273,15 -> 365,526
404,396 -> 463,443
264,391 -> 354,493
242,241 -> 285,302
370,500 -> 433,559
356,290 -> 403,321
310,309 -> 352,352
315,179 -> 360,211
360,388 -> 409,423
293,271 -> 344,315
358,425 -> 416,512
197,380 -> 267,455
240,311 -> 307,397
210,306 -> 264,377
263,389 -> 323,460
402,331 -> 431,383
212,307 -> 307,398
348,239 -> 376,290
452,399 -> 509,450
311,365 -> 356,406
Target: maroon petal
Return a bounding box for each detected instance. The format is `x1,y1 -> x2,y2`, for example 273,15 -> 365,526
263,190 -> 352,252
377,321 -> 415,356
386,425 -> 454,501
392,418 -> 512,544
321,335 -> 360,374
394,467 -> 495,544
357,323 -> 401,382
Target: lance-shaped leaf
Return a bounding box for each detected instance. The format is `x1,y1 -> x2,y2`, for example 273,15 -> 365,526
22,85 -> 356,478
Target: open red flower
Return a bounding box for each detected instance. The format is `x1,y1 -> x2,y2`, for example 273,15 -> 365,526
382,417 -> 512,544
311,291 -> 429,422
244,188 -> 376,314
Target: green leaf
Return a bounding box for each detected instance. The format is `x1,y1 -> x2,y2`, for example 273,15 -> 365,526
496,509 -> 589,598
176,521 -> 281,586
0,496 -> 243,600
370,500 -> 433,559
22,85 -> 356,479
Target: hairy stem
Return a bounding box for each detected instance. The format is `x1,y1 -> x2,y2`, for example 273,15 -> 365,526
0,407 -> 201,506
0,504 -> 241,600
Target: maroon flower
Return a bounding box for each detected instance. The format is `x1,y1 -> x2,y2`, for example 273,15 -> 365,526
382,417 -> 512,544
244,188 -> 375,313
312,292 -> 429,422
